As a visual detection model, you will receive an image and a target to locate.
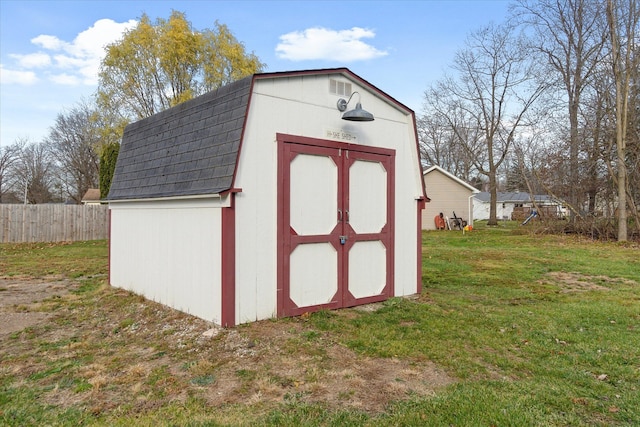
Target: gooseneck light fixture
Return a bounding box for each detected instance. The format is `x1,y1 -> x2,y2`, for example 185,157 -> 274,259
336,91 -> 374,122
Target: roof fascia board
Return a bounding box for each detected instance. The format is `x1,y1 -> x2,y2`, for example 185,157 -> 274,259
108,193 -> 222,204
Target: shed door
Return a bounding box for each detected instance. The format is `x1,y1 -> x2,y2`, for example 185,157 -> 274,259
277,134 -> 394,317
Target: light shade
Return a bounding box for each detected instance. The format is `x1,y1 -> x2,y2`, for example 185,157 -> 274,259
336,92 -> 374,122
341,102 -> 374,122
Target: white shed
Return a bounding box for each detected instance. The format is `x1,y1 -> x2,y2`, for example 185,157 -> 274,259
108,68 -> 427,327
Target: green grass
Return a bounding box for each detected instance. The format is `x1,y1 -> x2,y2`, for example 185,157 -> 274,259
1,225 -> 639,426
0,240 -> 108,278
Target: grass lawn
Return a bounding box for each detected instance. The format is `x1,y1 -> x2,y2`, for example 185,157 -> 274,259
1,222 -> 638,426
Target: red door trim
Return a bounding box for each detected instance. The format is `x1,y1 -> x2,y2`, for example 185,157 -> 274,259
277,133 -> 396,317
341,148 -> 394,308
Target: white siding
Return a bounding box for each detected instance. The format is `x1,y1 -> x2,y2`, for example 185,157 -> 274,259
109,198 -> 224,323
233,74 -> 423,324
473,200 -> 514,221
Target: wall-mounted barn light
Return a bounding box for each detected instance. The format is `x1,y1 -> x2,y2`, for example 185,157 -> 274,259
336,91 -> 374,122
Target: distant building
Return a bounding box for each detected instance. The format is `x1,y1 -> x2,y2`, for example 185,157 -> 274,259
473,192 -> 566,221
421,166 -> 479,230
81,188 -> 102,205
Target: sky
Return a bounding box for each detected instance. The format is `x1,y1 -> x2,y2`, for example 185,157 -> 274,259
0,0 -> 511,147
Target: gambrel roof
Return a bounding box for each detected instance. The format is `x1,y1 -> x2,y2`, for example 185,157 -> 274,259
107,76 -> 252,200
108,68 -> 426,201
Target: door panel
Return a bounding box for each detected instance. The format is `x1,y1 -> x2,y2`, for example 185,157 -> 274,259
343,150 -> 394,307
290,153 -> 338,235
347,159 -> 387,234
347,240 -> 387,299
289,242 -> 338,307
278,134 -> 394,317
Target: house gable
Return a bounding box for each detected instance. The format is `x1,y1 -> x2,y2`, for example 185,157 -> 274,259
421,166 -> 477,230
423,165 -> 478,193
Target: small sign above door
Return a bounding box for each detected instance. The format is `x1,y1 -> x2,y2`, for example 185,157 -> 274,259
324,128 -> 358,143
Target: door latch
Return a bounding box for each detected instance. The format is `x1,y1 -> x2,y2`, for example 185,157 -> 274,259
339,235 -> 347,245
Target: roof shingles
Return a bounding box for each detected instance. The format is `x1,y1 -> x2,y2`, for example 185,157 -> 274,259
108,76 -> 252,200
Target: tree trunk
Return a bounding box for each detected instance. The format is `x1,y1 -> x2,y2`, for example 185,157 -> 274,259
607,0 -> 630,242
488,167 -> 498,226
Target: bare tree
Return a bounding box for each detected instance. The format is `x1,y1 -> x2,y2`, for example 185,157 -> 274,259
46,99 -> 101,203
423,23 -> 547,225
417,110 -> 477,181
512,0 -> 608,220
580,70 -> 614,217
0,139 -> 24,203
12,141 -> 56,204
605,0 -> 640,241
13,142 -> 55,204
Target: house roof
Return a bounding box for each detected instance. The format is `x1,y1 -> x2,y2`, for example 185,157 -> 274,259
108,68 -> 425,201
423,165 -> 479,193
473,191 -> 556,203
81,188 -> 101,202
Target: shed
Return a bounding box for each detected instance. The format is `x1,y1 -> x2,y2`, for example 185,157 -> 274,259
108,68 -> 427,327
421,165 -> 478,230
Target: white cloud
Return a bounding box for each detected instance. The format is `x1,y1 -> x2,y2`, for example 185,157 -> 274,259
31,34 -> 66,51
276,27 -> 388,62
0,65 -> 38,85
3,18 -> 137,87
10,52 -> 52,68
49,73 -> 80,85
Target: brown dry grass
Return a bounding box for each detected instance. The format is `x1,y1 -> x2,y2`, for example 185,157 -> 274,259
0,277 -> 454,418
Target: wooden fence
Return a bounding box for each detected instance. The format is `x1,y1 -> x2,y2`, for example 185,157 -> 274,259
0,204 -> 109,243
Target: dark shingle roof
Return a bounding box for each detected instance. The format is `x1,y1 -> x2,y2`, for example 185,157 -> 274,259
474,191 -> 555,203
107,75 -> 252,200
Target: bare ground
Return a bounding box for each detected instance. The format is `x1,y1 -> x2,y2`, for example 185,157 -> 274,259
0,276 -> 78,335
0,277 -> 454,418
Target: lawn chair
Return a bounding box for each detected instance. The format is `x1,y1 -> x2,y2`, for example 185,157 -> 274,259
449,211 -> 468,230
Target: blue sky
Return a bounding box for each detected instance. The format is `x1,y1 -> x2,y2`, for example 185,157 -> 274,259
0,0 -> 510,147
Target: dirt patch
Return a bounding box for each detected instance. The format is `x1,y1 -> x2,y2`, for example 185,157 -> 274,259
0,276 -> 77,336
196,318 -> 452,413
0,278 -> 454,417
539,272 -> 638,292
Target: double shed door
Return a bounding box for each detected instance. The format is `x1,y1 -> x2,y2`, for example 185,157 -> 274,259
277,134 -> 395,317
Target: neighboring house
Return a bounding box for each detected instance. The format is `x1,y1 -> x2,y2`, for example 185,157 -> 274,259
81,188 -> 102,205
107,68 -> 427,327
473,192 -> 566,221
421,165 -> 479,230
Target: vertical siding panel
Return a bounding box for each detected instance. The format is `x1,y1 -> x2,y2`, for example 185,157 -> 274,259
110,200 -> 222,323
